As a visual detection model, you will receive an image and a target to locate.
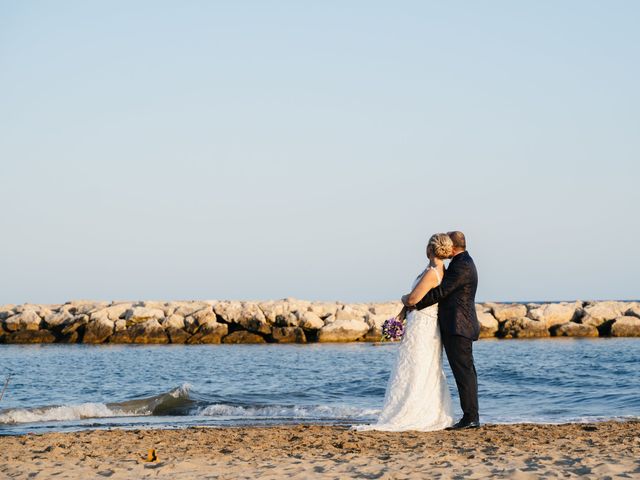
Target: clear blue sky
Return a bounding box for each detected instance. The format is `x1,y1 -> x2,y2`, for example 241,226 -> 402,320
1,1 -> 638,304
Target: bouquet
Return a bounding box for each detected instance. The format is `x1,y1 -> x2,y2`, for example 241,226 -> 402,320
381,309 -> 406,342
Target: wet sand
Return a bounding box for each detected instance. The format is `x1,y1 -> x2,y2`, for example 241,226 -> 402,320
1,421 -> 639,479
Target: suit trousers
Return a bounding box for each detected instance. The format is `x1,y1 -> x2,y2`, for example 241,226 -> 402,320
442,334 -> 479,422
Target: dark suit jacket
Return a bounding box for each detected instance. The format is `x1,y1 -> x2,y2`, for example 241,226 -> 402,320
414,251 -> 480,341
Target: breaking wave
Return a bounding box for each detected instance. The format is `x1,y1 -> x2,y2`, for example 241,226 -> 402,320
0,384 -> 193,425
0,384 -> 378,425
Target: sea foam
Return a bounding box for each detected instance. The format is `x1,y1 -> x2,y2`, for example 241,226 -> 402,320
199,403 -> 379,419
0,403 -> 128,424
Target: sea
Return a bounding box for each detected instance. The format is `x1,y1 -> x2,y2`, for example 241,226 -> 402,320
0,338 -> 638,435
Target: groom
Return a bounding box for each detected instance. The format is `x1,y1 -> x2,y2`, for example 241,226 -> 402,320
402,231 -> 480,429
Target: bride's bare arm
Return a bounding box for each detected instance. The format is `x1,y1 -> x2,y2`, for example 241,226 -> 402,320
402,268 -> 440,307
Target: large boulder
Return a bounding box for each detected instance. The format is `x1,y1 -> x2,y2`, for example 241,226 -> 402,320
182,317 -> 197,334
83,317 -> 115,343
0,305 -> 15,320
528,302 -> 580,328
581,315 -> 606,328
298,311 -> 325,330
258,301 -> 291,325
3,310 -> 42,331
65,301 -> 108,315
92,303 -> 132,322
477,310 -> 499,338
186,320 -> 228,344
274,312 -> 299,327
317,318 -> 370,342
213,301 -> 243,323
127,319 -> 169,344
551,322 -> 599,337
173,301 -> 212,317
611,316 -> 640,337
361,317 -> 388,342
365,313 -> 389,334
284,298 -> 311,314
368,303 -> 402,317
11,303 -> 38,314
307,302 -> 339,318
1,330 -> 56,344
43,310 -> 75,328
183,308 -> 217,333
625,305 -> 640,319
580,301 -> 627,327
162,314 -> 186,330
222,330 -> 266,344
124,307 -> 165,323
271,326 -> 306,343
189,307 -> 215,323
59,315 -> 90,343
241,302 -> 272,330
322,314 -> 337,324
140,301 -> 172,314
500,317 -> 550,338
281,297 -> 311,313
109,329 -> 132,343
229,303 -> 271,335
492,304 -> 528,322
166,327 -> 190,344
2,316 -> 18,332
335,306 -> 367,323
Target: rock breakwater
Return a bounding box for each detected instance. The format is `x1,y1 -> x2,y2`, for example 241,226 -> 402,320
1,300 -> 639,344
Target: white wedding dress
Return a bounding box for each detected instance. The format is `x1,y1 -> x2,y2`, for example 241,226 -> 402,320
354,267 -> 454,432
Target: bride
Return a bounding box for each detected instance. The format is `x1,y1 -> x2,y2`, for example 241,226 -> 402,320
355,233 -> 454,432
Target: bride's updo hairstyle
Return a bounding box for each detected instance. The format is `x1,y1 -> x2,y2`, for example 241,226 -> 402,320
428,233 -> 453,259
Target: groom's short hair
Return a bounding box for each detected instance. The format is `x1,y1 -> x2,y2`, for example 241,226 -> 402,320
447,231 -> 466,250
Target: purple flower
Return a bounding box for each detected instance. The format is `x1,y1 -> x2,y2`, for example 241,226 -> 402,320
381,316 -> 405,341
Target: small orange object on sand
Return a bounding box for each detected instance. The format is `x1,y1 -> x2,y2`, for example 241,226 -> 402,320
146,448 -> 158,462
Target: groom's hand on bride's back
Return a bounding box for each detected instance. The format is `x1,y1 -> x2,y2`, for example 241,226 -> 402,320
401,294 -> 416,309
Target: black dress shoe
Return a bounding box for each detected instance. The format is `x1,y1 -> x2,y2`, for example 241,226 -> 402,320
446,418 -> 480,430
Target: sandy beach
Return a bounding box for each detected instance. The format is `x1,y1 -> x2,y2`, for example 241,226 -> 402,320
1,421 -> 638,479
